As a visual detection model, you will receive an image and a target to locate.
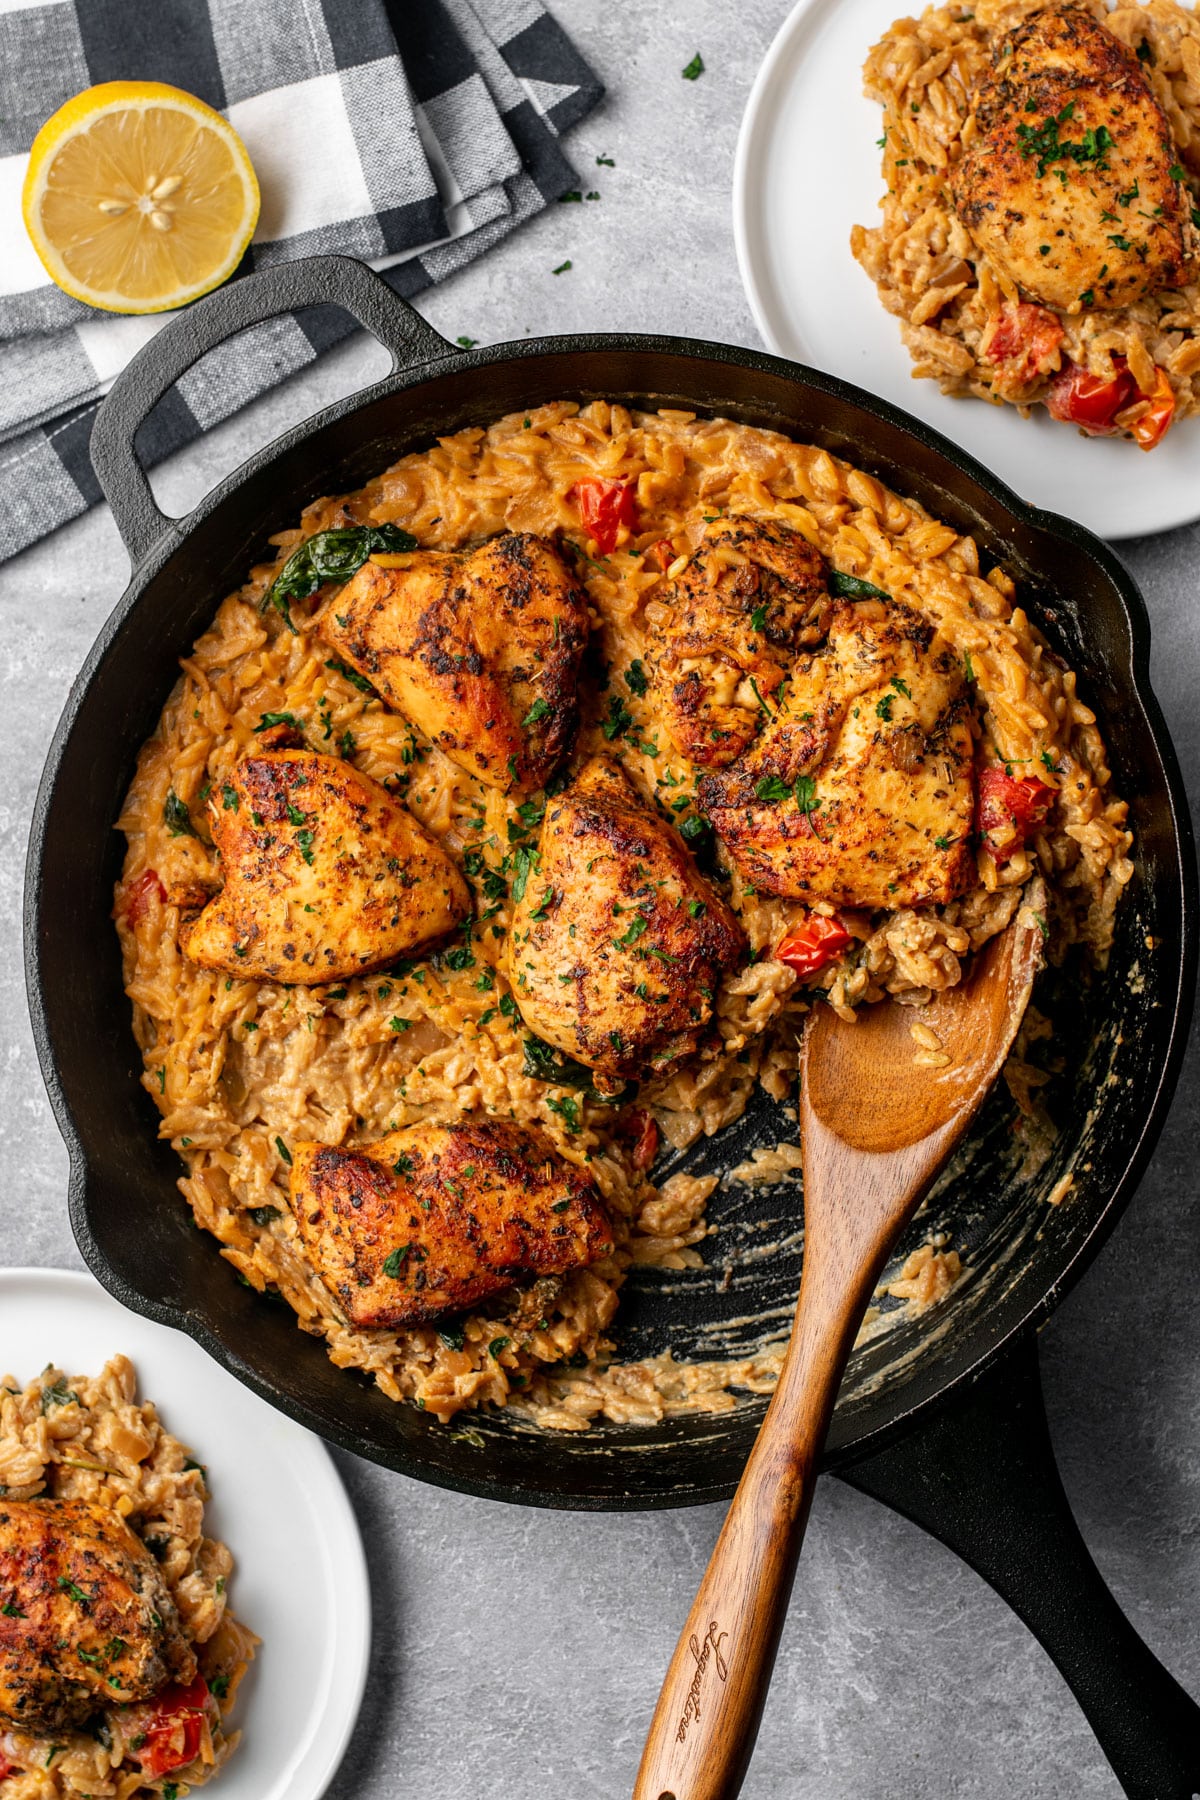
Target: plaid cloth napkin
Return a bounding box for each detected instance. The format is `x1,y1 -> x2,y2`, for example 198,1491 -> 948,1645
0,0 -> 602,563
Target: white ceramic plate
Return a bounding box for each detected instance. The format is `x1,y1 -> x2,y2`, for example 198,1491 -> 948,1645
0,1267 -> 370,1800
733,0 -> 1200,540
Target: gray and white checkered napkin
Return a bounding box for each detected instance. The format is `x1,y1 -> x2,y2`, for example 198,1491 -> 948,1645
0,0 -> 603,563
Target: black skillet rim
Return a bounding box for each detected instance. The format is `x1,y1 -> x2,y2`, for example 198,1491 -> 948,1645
23,323 -> 1199,1509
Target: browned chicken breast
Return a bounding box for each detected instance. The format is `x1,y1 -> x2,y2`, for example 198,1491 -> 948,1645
506,756 -> 747,1086
0,1497 -> 193,1732
318,533 -> 590,794
951,6 -> 1197,315
699,600 -> 975,909
182,749 -> 468,983
650,516 -> 832,769
289,1119 -> 611,1328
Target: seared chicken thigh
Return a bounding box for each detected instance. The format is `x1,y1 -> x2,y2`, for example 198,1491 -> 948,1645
699,600 -> 975,909
951,6 -> 1197,314
506,756 -> 747,1086
289,1120 -> 611,1328
0,1497 -> 193,1732
650,516 -> 831,768
183,749 -> 468,982
319,533 -> 590,793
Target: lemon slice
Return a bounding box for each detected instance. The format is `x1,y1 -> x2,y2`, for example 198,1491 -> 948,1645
22,81 -> 260,314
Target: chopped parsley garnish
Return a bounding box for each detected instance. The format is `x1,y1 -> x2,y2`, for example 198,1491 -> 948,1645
210,1674 -> 231,1699
296,827 -> 316,866
56,1577 -> 90,1607
552,260 -> 573,275
602,692 -> 635,740
679,813 -> 710,844
1015,104 -> 1113,180
682,51 -> 704,80
392,1154 -> 414,1177
440,1325 -> 466,1350
248,1205 -> 281,1225
254,710 -> 303,734
688,899 -> 706,918
616,913 -> 649,947
625,659 -> 649,696
876,694 -> 895,722
963,650 -> 976,684
488,1337 -> 512,1358
511,843 -> 539,903
522,696 -> 552,726
456,334 -> 478,346
382,1248 -> 409,1278
749,604 -> 768,632
275,1136 -> 292,1164
221,783 -> 239,811
546,1094 -> 581,1133
389,1016 -> 411,1032
755,775 -> 792,803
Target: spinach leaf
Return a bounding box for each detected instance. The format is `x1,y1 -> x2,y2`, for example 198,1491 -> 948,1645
265,524 -> 419,629
829,571 -> 891,602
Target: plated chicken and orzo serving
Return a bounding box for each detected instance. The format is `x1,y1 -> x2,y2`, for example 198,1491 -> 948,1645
852,0 -> 1200,445
114,401 -> 1132,1430
0,1356 -> 256,1797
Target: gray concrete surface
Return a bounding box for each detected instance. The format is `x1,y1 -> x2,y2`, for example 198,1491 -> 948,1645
2,3 -> 1198,1795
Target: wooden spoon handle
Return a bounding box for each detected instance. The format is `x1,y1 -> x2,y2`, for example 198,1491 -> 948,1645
632,1266 -> 870,1800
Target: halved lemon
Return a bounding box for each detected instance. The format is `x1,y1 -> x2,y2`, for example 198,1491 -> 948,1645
22,81 -> 260,314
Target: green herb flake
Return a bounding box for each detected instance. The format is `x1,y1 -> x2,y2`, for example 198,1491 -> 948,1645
382,1248 -> 409,1278
522,696 -> 552,726
488,1336 -> 512,1358
456,335 -> 478,347
248,1205 -> 281,1226
625,659 -> 649,696
682,51 -> 704,80
221,783 -> 239,811
829,570 -> 891,602
274,1136 -> 292,1165
552,260 -> 573,275
163,790 -> 195,838
264,524 -> 418,626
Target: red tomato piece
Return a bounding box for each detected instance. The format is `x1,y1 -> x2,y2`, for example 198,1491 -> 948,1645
985,303 -> 1064,386
629,1111 -> 659,1171
127,1673 -> 213,1778
0,1752 -> 15,1779
650,538 -> 676,573
977,768 -> 1053,864
124,868 -> 166,927
775,914 -> 853,978
1046,359 -> 1138,435
1130,366 -> 1176,451
570,478 -> 639,555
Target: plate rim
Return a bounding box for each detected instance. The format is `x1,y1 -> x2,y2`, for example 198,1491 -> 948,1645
0,1264 -> 372,1800
731,0 -> 1200,542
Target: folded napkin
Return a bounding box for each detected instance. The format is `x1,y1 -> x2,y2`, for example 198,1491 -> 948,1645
0,0 -> 602,563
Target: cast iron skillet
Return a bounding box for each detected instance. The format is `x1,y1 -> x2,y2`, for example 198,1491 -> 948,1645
23,258 -> 1200,1794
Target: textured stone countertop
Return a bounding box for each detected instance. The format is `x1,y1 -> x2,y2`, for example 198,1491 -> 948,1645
1,3 -> 1197,1795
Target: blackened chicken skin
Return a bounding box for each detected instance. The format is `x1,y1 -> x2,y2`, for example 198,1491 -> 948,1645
0,1497 -> 193,1733
289,1120 -> 611,1328
649,515 -> 832,769
699,599 -> 976,909
182,749 -> 469,983
951,6 -> 1197,315
506,756 -> 747,1086
318,533 -> 590,794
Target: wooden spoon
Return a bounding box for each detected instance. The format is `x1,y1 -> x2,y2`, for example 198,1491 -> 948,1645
633,900 -> 1045,1800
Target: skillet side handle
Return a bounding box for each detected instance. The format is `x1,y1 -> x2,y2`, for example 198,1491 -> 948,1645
838,1331 -> 1200,1800
90,255 -> 453,566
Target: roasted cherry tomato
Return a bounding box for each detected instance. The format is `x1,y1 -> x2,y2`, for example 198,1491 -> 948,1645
570,478 -> 639,555
984,303 -> 1064,386
977,767 -> 1053,864
1130,365 -> 1176,451
124,868 -> 166,927
1046,358 -> 1138,435
650,537 -> 677,573
629,1110 -> 660,1171
775,913 -> 853,978
127,1673 -> 214,1778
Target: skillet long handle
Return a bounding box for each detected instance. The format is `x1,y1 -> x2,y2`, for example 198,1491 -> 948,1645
839,1330 -> 1200,1800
